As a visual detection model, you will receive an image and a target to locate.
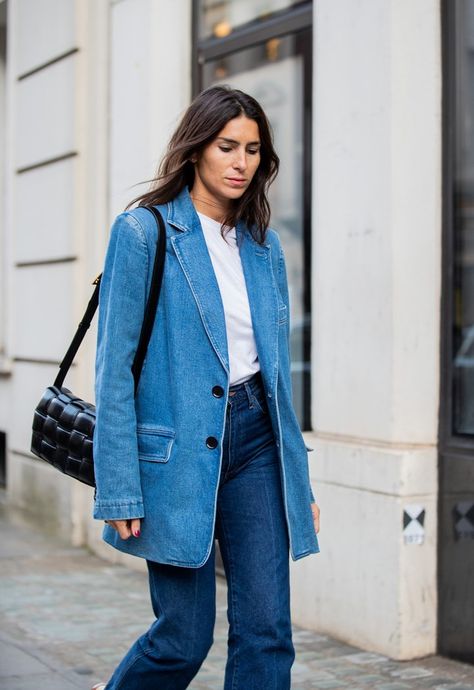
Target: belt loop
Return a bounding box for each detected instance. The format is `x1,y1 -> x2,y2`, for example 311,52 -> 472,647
243,380 -> 254,409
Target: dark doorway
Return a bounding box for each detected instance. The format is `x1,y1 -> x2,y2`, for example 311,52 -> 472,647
439,0 -> 474,664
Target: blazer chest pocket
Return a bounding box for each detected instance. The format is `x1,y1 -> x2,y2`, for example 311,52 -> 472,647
137,425 -> 175,463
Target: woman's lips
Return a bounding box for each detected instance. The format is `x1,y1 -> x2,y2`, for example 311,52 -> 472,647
226,177 -> 247,187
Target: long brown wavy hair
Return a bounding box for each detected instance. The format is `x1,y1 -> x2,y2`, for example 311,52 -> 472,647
125,85 -> 280,244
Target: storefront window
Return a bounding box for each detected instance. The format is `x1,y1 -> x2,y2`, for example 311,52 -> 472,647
198,0 -> 306,40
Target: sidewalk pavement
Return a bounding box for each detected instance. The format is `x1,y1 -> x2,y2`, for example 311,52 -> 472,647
1,493 -> 473,690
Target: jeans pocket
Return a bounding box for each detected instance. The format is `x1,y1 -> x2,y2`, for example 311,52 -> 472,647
250,391 -> 268,415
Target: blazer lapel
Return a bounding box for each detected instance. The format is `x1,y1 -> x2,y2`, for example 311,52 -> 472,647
237,223 -> 280,391
171,227 -> 230,374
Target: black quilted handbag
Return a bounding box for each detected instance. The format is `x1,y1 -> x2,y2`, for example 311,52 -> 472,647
30,206 -> 166,488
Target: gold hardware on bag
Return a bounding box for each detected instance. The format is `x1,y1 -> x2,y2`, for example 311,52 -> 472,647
92,273 -> 101,285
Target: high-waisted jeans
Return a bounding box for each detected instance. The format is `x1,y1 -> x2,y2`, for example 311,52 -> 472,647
104,370 -> 295,690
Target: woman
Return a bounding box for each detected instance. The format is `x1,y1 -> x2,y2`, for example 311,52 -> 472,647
92,85 -> 320,690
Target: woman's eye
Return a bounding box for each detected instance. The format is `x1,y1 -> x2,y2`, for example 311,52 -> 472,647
219,146 -> 232,152
248,149 -> 260,155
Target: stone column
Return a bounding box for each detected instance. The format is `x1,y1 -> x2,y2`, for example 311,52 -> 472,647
296,0 -> 442,659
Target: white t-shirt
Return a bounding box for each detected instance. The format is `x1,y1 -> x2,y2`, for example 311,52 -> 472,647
197,211 -> 260,386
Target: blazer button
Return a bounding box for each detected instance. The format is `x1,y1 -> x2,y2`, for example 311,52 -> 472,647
206,436 -> 218,449
212,385 -> 224,398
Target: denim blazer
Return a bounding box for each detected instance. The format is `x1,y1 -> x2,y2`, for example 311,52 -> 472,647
93,185 -> 320,567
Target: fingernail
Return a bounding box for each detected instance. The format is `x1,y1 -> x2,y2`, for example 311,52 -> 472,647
133,529 -> 140,537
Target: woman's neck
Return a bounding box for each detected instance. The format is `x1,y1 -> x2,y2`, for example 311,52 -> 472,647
190,190 -> 229,224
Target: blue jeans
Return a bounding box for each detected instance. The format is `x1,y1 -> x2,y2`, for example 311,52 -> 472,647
104,371 -> 295,689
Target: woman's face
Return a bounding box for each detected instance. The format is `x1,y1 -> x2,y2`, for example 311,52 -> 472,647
192,115 -> 261,206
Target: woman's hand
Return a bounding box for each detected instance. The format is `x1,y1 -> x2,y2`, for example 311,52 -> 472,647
104,518 -> 141,540
310,502 -> 320,534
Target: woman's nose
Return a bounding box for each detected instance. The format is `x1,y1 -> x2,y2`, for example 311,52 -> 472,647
233,151 -> 247,170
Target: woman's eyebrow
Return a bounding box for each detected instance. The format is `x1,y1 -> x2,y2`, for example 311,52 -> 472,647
217,137 -> 261,146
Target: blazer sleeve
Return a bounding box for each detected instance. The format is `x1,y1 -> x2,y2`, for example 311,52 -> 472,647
276,240 -> 317,505
92,212 -> 149,521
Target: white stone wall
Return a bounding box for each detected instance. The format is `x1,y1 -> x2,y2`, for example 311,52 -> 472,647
1,0 -> 110,543
0,1 -> 7,375
108,0 -> 191,218
292,0 -> 442,659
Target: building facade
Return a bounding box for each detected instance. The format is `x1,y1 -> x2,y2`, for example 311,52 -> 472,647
0,0 -> 472,663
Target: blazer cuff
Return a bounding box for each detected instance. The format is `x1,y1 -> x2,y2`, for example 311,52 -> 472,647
93,498 -> 145,521
309,485 -> 316,504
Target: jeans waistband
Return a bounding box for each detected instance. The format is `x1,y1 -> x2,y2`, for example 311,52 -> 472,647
228,370 -> 264,404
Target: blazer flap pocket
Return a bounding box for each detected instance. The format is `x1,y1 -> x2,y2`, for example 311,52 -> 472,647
137,425 -> 175,463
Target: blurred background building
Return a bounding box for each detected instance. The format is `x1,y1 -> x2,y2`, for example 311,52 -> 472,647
0,0 -> 472,664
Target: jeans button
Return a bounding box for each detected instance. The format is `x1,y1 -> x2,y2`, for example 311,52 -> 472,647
212,385 -> 224,398
206,436 -> 218,449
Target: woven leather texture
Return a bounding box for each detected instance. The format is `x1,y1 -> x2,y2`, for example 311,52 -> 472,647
31,385 -> 96,487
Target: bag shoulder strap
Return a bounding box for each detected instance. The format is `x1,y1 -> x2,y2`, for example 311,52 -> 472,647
53,206 -> 166,397
131,206 -> 166,394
